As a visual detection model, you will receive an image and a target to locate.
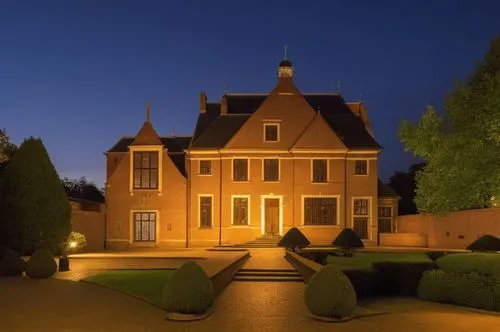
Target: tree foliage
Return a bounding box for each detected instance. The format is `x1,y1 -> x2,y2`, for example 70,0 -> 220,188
0,129 -> 17,175
399,36 -> 500,214
0,137 -> 71,254
62,177 -> 104,203
389,162 -> 426,215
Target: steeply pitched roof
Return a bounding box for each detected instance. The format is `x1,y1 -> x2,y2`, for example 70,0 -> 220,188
378,180 -> 401,198
190,93 -> 381,149
106,136 -> 191,177
130,121 -> 162,146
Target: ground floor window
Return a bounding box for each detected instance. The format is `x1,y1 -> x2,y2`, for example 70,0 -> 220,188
232,197 -> 249,225
378,206 -> 393,233
304,197 -> 337,225
353,199 -> 369,239
199,196 -> 212,228
134,212 -> 156,242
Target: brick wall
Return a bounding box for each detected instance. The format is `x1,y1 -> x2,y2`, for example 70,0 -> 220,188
70,199 -> 105,252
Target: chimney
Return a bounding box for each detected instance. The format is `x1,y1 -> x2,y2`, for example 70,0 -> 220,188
200,92 -> 207,114
220,95 -> 228,115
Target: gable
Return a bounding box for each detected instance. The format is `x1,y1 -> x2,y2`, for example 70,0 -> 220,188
130,121 -> 162,146
292,114 -> 347,150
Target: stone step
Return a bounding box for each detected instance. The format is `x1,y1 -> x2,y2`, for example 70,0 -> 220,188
233,275 -> 304,282
239,268 -> 296,273
236,271 -> 301,277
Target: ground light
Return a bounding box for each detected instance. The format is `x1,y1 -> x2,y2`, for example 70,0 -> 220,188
59,240 -> 78,272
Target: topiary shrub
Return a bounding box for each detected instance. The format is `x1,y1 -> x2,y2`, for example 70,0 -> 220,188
417,269 -> 455,303
466,235 -> 500,252
0,249 -> 25,276
25,248 -> 57,279
426,251 -> 448,261
0,137 -> 71,255
162,261 -> 214,314
450,272 -> 496,310
332,228 -> 364,256
436,253 -> 500,277
278,227 -> 310,250
304,264 -> 357,319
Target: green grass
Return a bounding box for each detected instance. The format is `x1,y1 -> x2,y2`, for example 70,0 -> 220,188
82,269 -> 176,308
326,252 -> 432,270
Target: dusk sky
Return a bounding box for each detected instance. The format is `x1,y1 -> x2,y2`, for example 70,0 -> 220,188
1,0 -> 499,187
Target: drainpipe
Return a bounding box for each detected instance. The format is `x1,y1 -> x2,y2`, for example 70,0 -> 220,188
185,152 -> 190,248
292,152 -> 295,227
344,153 -> 348,229
218,149 -> 223,246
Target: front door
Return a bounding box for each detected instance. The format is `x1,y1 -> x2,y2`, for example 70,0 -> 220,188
264,198 -> 280,235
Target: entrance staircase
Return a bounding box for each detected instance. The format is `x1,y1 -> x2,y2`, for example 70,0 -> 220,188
236,235 -> 282,248
233,268 -> 304,282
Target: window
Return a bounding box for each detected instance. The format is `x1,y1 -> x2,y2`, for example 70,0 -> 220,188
233,159 -> 249,181
133,212 -> 156,242
232,197 -> 249,225
312,159 -> 328,183
378,206 -> 393,233
355,160 -> 368,175
133,152 -> 159,189
264,124 -> 279,142
304,197 -> 337,225
199,196 -> 212,228
353,199 -> 369,239
263,159 -> 279,182
199,160 -> 212,175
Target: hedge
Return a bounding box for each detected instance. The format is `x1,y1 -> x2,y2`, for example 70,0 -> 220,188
436,253 -> 500,277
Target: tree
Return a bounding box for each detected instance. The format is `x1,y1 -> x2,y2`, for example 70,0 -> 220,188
0,137 -> 71,254
389,162 -> 426,215
62,177 -> 104,203
0,129 -> 17,175
399,36 -> 500,214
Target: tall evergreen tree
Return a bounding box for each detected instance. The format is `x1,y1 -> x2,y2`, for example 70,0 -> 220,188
0,137 -> 71,254
399,37 -> 500,214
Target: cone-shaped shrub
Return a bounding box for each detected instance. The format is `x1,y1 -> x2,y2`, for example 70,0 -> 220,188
278,227 -> 310,249
332,228 -> 364,254
0,249 -> 25,276
162,261 -> 214,314
0,137 -> 71,254
466,235 -> 500,252
25,248 -> 57,279
305,264 -> 356,318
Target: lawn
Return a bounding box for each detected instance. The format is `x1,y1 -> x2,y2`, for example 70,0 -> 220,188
82,269 -> 176,308
326,252 -> 432,270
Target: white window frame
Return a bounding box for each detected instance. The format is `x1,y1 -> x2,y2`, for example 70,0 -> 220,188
354,159 -> 369,176
198,194 -> 214,228
262,158 -> 280,182
352,197 -> 373,240
263,123 -> 280,143
231,158 -> 250,182
231,195 -> 251,226
310,159 -> 329,183
300,195 -> 340,226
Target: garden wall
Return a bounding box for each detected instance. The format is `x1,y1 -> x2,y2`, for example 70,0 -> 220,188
396,208 -> 500,249
70,199 -> 105,252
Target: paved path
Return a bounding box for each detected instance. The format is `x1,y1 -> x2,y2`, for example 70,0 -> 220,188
241,248 -> 293,269
1,277 -> 498,332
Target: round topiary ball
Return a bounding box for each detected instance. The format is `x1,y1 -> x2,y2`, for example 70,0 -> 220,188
25,248 -> 57,279
0,249 -> 25,276
305,264 -> 357,319
163,261 -> 214,314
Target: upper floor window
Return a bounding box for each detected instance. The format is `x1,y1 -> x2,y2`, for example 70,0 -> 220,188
133,151 -> 159,189
264,123 -> 279,142
199,160 -> 212,175
263,159 -> 279,182
233,159 -> 249,182
312,159 -> 328,183
355,160 -> 368,175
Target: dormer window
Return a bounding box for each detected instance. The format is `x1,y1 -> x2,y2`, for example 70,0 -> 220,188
133,151 -> 159,189
264,123 -> 279,142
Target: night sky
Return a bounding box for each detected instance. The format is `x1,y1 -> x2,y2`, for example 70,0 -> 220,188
1,0 -> 499,187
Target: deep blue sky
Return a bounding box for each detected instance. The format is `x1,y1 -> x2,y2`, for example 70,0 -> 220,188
1,0 -> 499,187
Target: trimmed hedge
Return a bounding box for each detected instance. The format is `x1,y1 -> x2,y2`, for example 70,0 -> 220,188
418,269 -> 498,311
25,248 -> 57,279
162,261 -> 214,314
278,228 -> 310,249
436,253 -> 500,277
332,228 -> 364,252
0,249 -> 25,276
305,264 -> 356,319
466,235 -> 500,252
342,269 -> 376,300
